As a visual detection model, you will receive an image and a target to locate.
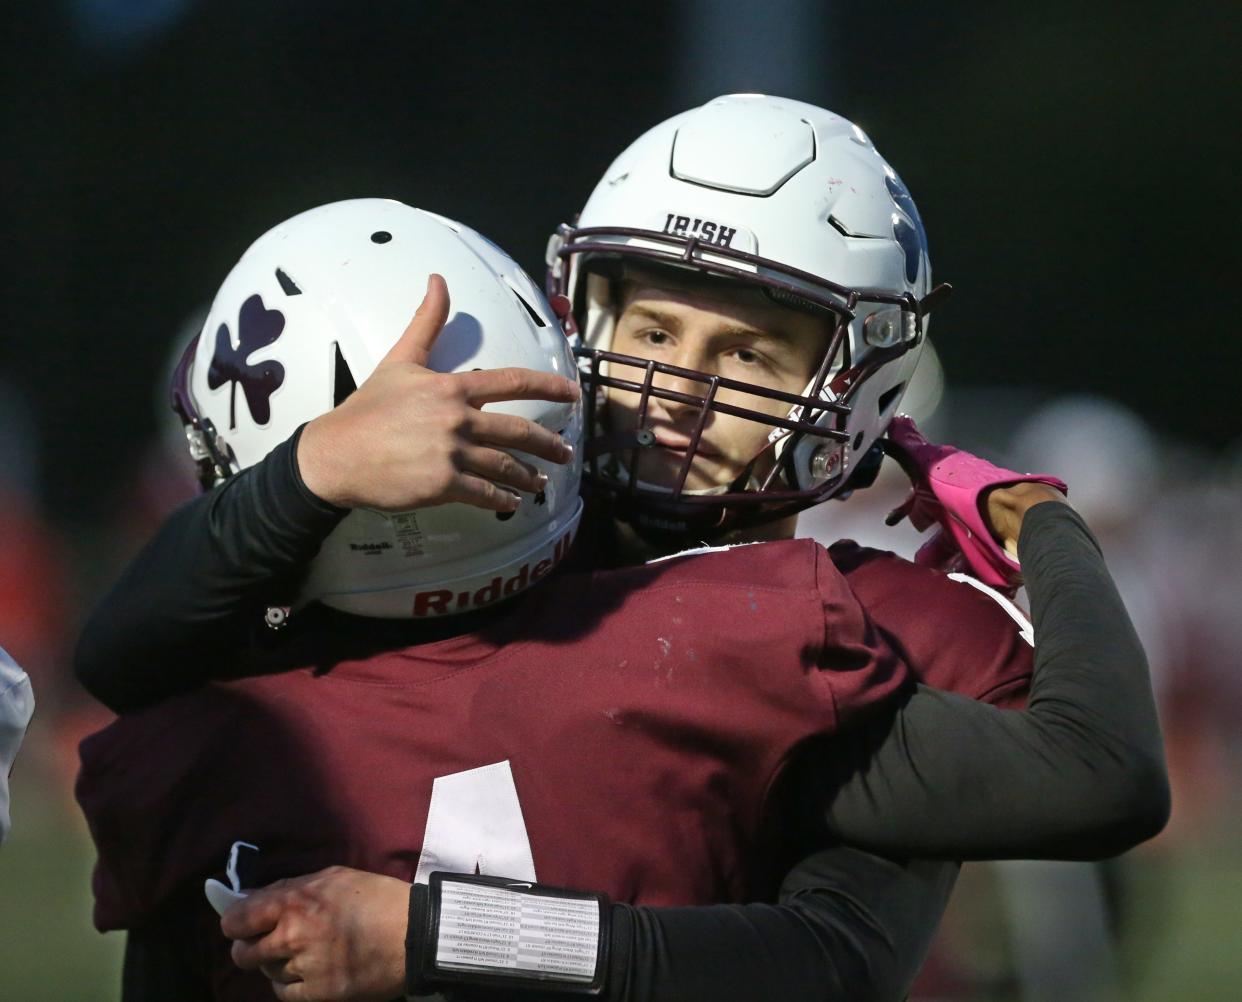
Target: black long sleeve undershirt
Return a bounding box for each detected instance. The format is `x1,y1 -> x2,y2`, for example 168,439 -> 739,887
81,436 -> 1168,1002
77,429 -> 347,708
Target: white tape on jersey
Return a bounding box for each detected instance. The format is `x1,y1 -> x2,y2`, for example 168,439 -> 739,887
948,572 -> 1035,646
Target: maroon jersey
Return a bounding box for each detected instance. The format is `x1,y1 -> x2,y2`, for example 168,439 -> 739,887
78,541 -> 905,928
830,541 -> 1033,709
77,539 -> 1033,998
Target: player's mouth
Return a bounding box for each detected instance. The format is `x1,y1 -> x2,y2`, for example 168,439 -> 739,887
652,428 -> 720,458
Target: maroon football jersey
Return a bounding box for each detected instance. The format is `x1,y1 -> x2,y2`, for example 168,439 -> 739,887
78,541 -> 905,929
830,541 -> 1034,709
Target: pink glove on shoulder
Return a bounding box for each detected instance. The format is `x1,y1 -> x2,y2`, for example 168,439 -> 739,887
882,416 -> 1068,593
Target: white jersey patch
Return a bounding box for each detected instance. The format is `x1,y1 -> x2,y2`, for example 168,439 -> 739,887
416,761 -> 536,884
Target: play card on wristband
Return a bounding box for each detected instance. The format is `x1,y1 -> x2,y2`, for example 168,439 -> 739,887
425,873 -> 608,994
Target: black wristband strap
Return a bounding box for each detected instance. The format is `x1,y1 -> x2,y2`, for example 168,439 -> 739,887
407,873 -> 610,997
406,881 -> 432,998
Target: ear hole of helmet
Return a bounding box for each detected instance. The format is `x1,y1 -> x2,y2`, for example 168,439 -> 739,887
877,382 -> 905,418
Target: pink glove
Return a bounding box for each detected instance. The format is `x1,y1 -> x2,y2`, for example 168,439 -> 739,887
882,416 -> 1067,593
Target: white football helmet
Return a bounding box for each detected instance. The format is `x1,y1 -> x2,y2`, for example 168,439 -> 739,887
173,199 -> 583,617
547,94 -> 950,533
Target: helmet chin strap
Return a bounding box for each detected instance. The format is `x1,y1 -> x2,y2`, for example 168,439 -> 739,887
608,485 -> 803,558
603,455 -> 777,547
608,492 -> 732,550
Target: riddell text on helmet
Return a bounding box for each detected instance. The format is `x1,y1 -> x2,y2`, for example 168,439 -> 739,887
411,531 -> 575,616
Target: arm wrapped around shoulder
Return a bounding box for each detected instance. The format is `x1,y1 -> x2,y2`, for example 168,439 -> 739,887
1017,500 -> 1171,851
799,501 -> 1170,861
74,427 -> 345,713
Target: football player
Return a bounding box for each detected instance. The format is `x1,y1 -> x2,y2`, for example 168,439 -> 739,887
76,99 -> 1166,1002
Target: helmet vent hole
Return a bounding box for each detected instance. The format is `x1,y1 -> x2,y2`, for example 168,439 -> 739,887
877,382 -> 905,417
852,431 -> 864,451
512,290 -> 547,328
275,268 -> 301,296
827,215 -> 852,237
370,231 -> 392,244
333,343 -> 357,407
827,215 -> 882,240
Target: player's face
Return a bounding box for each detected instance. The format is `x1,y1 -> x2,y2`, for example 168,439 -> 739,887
606,280 -> 826,492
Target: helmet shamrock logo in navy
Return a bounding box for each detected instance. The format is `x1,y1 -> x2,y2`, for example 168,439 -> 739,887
208,294 -> 286,429
884,169 -> 928,287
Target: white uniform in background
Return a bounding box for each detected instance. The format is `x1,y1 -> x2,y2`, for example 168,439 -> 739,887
0,646 -> 34,843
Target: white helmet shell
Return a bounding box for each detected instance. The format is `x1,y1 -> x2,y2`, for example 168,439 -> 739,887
179,199 -> 583,617
548,94 -> 947,528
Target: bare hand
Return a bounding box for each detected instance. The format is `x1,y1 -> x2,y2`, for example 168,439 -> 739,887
984,481 -> 1069,558
297,274 -> 579,513
222,866 -> 410,1002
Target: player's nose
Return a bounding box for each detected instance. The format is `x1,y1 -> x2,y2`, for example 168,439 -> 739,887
653,344 -> 715,413
652,371 -> 707,423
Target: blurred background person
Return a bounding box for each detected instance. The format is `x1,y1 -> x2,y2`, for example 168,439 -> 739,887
0,645 -> 35,845
0,381 -> 70,715
998,397 -> 1167,1002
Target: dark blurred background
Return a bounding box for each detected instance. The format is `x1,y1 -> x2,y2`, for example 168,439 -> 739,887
4,0 -> 1238,525
1,1 -> 1239,999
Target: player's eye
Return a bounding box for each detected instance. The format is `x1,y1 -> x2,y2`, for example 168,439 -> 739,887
727,345 -> 776,374
642,329 -> 672,347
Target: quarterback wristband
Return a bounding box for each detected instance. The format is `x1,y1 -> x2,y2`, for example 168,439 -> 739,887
407,873 -> 610,997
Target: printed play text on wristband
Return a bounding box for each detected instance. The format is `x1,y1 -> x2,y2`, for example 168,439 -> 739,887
435,880 -> 599,981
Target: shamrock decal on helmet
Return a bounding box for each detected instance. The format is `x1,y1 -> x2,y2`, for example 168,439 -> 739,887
885,170 -> 928,287
208,294 -> 286,429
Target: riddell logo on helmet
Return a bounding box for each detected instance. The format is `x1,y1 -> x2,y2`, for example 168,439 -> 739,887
661,214 -> 736,248
411,531 -> 576,617
348,541 -> 393,555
